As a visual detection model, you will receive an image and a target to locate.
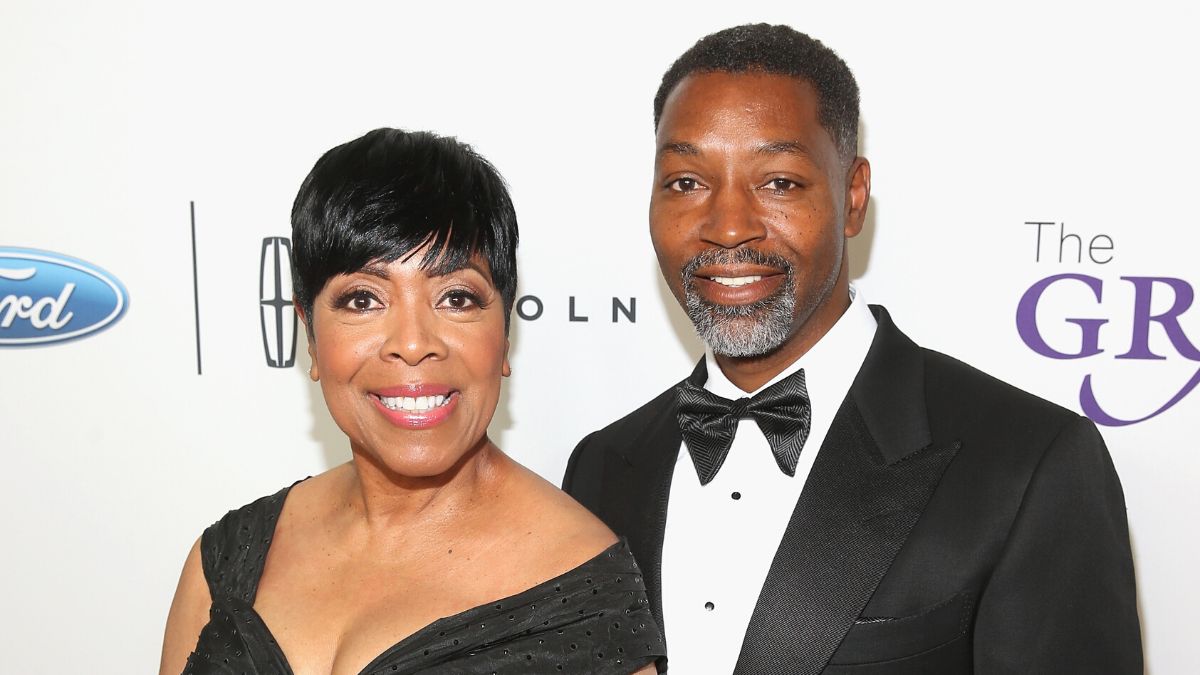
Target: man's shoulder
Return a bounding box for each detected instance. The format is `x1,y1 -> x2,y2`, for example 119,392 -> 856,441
870,304 -> 1080,433
580,384 -> 679,450
563,382 -> 679,498
918,344 -> 1081,435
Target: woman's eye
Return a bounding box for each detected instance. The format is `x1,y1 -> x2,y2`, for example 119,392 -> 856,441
668,177 -> 700,193
341,290 -> 381,311
441,290 -> 480,310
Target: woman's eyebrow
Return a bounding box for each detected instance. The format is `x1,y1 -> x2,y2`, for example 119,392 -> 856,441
427,259 -> 490,279
358,263 -> 391,280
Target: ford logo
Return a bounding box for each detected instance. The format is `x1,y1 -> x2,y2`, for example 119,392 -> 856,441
0,247 -> 129,346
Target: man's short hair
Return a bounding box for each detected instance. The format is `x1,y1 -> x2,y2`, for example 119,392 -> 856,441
291,128 -> 519,331
653,23 -> 860,163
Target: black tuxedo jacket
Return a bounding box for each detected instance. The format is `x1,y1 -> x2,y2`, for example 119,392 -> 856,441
564,306 -> 1141,674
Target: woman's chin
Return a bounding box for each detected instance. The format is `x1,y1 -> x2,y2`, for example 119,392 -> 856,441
352,441 -> 490,483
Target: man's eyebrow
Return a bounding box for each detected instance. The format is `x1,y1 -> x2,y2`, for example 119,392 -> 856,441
657,141 -> 700,158
756,140 -> 812,157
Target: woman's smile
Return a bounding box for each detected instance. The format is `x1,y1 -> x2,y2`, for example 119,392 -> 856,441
370,385 -> 461,429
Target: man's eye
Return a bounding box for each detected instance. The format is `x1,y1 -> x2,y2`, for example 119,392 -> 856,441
342,290 -> 381,311
668,177 -> 700,192
764,178 -> 799,191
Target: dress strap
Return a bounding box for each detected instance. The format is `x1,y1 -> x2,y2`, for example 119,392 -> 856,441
199,484 -> 291,605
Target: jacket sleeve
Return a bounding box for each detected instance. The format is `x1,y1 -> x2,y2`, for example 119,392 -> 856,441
973,415 -> 1143,673
562,430 -> 599,507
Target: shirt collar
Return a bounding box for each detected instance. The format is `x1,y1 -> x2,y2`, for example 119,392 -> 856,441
703,285 -> 877,401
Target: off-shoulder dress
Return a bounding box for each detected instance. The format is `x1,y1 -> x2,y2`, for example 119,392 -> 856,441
181,484 -> 666,674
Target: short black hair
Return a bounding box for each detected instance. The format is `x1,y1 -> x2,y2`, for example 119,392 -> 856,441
291,128 -> 518,330
653,24 -> 860,163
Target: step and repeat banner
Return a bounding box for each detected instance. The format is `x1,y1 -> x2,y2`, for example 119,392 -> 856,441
2,1 -> 1196,672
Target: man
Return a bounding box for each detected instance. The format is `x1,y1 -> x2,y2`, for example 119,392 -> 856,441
563,24 -> 1141,674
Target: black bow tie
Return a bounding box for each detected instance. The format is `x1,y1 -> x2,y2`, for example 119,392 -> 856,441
674,359 -> 813,485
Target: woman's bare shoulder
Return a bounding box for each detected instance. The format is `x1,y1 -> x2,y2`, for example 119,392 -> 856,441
282,463 -> 353,503
158,538 -> 209,675
267,464 -> 354,528
500,458 -> 618,566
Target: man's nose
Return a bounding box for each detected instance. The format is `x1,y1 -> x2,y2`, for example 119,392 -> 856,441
699,185 -> 767,249
378,303 -> 448,366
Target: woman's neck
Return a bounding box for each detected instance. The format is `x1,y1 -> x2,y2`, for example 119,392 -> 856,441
340,439 -> 509,540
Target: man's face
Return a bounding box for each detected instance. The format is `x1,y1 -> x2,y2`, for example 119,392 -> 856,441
650,72 -> 869,362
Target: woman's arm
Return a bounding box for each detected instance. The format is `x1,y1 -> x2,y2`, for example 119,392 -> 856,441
158,538 -> 211,675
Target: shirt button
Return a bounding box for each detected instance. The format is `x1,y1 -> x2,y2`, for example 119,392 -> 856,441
704,601 -> 715,611
731,491 -> 742,500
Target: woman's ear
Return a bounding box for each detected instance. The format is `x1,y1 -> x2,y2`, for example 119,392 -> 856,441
501,338 -> 512,378
296,305 -> 318,381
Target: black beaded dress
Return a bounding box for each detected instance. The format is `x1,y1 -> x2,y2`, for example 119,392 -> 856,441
182,485 -> 666,674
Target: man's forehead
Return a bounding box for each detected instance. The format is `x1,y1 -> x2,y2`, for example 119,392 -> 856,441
655,139 -> 815,159
660,71 -> 819,117
655,72 -> 831,160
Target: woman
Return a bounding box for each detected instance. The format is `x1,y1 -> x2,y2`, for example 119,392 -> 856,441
159,128 -> 664,674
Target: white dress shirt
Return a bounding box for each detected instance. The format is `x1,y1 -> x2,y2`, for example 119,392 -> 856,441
660,289 -> 878,673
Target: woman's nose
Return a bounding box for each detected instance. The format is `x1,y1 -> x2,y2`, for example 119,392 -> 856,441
699,185 -> 767,249
378,304 -> 448,366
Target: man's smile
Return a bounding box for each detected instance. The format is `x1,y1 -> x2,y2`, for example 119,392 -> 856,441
710,275 -> 762,287
689,263 -> 788,306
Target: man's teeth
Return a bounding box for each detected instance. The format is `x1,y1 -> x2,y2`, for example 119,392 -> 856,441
378,394 -> 450,412
711,275 -> 763,287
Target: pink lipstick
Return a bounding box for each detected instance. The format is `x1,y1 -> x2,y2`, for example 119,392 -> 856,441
370,383 -> 458,429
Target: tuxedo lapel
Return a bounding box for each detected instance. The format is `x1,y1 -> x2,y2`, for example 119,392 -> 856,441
733,306 -> 962,675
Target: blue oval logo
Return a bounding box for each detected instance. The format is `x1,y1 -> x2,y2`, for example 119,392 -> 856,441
0,247 -> 129,346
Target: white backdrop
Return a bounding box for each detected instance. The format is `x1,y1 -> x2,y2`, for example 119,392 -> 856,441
2,1 -> 1197,672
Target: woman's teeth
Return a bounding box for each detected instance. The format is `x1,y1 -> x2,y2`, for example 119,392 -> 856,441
712,275 -> 763,287
378,394 -> 449,412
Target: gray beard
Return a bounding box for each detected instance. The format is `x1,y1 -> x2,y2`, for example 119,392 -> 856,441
681,250 -> 796,358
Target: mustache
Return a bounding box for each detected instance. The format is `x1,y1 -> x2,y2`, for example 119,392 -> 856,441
680,248 -> 793,280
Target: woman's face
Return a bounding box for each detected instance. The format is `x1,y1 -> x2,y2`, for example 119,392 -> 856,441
305,251 -> 510,478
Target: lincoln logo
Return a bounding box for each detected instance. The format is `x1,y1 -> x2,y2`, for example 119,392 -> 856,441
0,247 -> 128,346
259,237 -> 297,368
